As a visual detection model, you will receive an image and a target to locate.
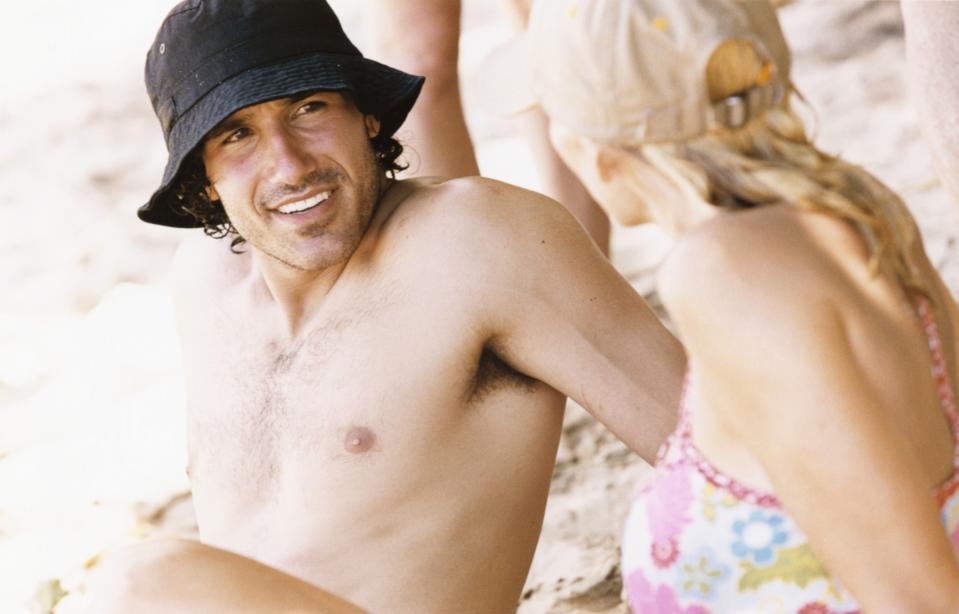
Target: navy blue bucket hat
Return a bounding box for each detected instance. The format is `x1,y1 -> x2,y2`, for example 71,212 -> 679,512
139,0 -> 425,228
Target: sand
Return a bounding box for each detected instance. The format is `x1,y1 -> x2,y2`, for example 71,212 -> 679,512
0,1 -> 953,613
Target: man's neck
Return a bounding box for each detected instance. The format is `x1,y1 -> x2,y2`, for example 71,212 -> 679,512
249,177 -> 403,339
251,252 -> 349,339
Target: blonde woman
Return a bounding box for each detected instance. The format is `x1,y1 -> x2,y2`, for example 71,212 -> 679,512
493,0 -> 959,610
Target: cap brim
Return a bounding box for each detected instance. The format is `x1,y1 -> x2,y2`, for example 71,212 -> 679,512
139,53 -> 424,228
472,34 -> 538,118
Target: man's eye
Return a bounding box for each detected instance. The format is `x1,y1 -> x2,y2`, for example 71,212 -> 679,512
223,128 -> 251,144
295,101 -> 327,116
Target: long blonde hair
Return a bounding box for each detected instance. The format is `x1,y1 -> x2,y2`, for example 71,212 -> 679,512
643,40 -> 924,295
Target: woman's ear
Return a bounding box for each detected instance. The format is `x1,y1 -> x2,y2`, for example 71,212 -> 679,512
365,115 -> 381,139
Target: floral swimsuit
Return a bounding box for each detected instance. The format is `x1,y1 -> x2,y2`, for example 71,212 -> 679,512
621,296 -> 959,613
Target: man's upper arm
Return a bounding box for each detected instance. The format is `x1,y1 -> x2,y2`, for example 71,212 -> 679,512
171,236 -> 211,319
169,235 -> 238,341
452,179 -> 685,462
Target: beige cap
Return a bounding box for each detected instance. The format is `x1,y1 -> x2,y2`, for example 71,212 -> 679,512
478,0 -> 791,144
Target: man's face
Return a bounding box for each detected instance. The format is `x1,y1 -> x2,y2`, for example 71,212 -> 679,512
201,91 -> 383,271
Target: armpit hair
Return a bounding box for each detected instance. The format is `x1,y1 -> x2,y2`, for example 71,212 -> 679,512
467,346 -> 540,404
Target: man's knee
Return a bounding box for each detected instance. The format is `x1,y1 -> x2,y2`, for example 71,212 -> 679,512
84,539 -> 204,613
103,538 -> 203,573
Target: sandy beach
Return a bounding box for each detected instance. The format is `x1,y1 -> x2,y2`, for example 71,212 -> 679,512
0,1 -> 954,612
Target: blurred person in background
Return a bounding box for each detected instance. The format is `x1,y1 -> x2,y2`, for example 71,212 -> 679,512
85,0 -> 685,612
370,0 -> 480,179
902,0 -> 959,208
496,0 -> 612,255
494,0 -> 959,610
373,0 -> 612,254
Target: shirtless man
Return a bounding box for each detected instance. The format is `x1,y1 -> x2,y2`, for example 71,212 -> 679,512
86,1 -> 684,612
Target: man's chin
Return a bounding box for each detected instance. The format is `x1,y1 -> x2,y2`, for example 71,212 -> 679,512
262,234 -> 362,273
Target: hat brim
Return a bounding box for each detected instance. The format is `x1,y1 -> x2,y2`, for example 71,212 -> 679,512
138,53 -> 425,228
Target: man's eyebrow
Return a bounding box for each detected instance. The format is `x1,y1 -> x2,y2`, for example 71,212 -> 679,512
206,115 -> 249,142
204,91 -> 339,143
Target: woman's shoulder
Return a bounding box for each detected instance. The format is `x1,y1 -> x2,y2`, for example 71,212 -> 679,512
658,205 -> 872,326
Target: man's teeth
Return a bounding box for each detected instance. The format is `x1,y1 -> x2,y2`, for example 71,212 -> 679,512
277,191 -> 330,214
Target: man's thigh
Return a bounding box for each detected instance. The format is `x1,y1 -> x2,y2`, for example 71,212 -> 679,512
85,539 -> 367,614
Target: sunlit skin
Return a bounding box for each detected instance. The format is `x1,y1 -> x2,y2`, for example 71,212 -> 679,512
89,88 -> 687,612
548,124 -> 713,236
552,128 -> 959,611
164,167 -> 685,613
202,91 -> 384,276
371,0 -> 480,179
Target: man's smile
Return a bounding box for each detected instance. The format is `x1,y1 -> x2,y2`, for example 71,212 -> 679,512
275,190 -> 332,215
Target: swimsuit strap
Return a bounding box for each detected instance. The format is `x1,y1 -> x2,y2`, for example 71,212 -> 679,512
670,295 -> 959,507
654,373 -> 691,465
671,370 -> 782,507
915,293 -> 959,505
915,294 -> 959,437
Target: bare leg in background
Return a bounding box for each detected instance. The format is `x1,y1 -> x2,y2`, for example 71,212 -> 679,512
498,0 -> 611,255
372,0 -> 609,253
370,0 -> 480,179
901,0 -> 959,207
518,107 -> 611,255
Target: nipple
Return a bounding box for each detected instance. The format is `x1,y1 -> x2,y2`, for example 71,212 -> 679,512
344,426 -> 376,454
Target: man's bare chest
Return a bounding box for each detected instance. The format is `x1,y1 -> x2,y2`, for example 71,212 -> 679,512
182,291 -> 487,491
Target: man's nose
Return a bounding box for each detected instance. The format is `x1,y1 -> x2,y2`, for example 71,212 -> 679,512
263,128 -> 314,185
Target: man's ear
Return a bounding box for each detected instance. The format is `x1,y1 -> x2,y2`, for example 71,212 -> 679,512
365,115 -> 381,139
204,183 -> 220,202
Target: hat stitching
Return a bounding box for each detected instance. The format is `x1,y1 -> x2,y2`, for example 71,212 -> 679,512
159,58 -> 418,187
166,63 -> 355,141
162,24 -> 358,96
162,2 -> 200,24
149,4 -> 200,77
168,51 -> 365,126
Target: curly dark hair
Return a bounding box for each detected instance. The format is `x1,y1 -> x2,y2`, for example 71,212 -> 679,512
171,105 -> 408,250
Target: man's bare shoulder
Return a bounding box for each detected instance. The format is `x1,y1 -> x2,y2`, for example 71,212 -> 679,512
385,176 -> 568,224
373,176 -> 613,330
172,233 -> 252,304
380,176 -> 589,262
